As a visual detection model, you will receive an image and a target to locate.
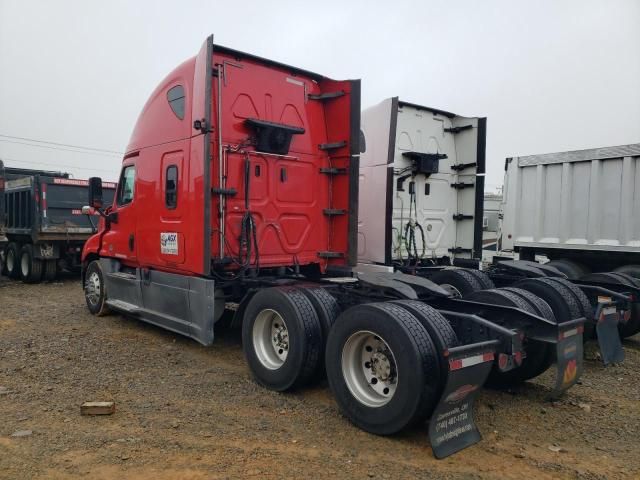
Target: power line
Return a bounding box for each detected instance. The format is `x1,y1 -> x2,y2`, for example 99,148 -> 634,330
0,139 -> 123,157
1,157 -> 117,175
0,133 -> 124,155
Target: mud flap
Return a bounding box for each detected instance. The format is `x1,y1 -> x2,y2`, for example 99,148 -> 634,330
550,324 -> 584,399
595,305 -> 624,365
428,345 -> 495,459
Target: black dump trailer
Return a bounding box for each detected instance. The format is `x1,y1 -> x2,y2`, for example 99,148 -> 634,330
0,160 -> 115,282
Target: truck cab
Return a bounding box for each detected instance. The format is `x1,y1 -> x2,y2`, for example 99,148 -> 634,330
82,35 -> 360,345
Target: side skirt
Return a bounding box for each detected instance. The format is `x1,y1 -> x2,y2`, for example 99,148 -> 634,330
101,259 -> 218,346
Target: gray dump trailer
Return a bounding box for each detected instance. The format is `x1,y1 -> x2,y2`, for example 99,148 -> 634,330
500,143 -> 640,271
0,160 -> 115,282
491,144 -> 640,341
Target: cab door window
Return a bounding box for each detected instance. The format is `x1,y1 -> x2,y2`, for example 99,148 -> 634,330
117,165 -> 136,206
165,165 -> 178,208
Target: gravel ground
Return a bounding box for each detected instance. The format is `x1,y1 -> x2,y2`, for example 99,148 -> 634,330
1,277 -> 639,479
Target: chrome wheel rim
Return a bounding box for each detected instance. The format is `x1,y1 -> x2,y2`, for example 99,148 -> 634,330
342,330 -> 398,408
85,271 -> 101,306
252,309 -> 289,370
441,283 -> 462,298
20,253 -> 29,277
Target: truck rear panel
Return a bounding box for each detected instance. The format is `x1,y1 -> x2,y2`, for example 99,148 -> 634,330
358,98 -> 485,265
124,37 -> 360,277
501,144 -> 640,253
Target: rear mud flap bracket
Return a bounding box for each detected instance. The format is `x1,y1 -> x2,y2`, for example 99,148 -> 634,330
428,344 -> 496,459
595,304 -> 624,365
550,325 -> 584,399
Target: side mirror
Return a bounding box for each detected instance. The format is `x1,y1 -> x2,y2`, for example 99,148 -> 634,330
88,177 -> 103,209
81,205 -> 92,215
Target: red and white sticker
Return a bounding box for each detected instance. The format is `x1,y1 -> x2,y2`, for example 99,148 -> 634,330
559,325 -> 584,340
72,208 -> 99,215
448,352 -> 494,371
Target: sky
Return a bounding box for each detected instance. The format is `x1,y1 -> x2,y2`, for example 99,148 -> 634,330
1,0 -> 639,191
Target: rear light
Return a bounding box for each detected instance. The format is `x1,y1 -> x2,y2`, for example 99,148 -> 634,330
514,351 -> 523,365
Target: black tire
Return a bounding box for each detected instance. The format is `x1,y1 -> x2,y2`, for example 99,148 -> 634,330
242,287 -> 323,391
5,242 -> 21,279
465,269 -> 495,289
515,278 -> 582,322
326,302 -> 440,435
299,287 -> 341,341
613,264 -> 640,280
299,286 -> 341,377
501,287 -> 556,323
543,277 -> 593,321
464,288 -> 554,385
545,259 -> 590,279
19,244 -> 43,283
390,300 -> 458,392
599,271 -> 640,288
43,259 -> 57,281
582,272 -> 640,338
84,260 -> 111,316
429,268 -> 484,297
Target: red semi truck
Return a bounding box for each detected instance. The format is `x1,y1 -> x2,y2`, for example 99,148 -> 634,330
81,36 -> 587,458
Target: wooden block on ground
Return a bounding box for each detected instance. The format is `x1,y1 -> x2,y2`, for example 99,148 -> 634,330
81,401 -> 115,415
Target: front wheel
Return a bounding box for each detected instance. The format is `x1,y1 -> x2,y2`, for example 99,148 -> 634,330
84,260 -> 111,316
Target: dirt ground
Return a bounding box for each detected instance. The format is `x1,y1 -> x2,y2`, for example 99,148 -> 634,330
1,277 -> 639,480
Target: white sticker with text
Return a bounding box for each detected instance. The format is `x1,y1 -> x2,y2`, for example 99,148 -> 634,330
160,232 -> 179,255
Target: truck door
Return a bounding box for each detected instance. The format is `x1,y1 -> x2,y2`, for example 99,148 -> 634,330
101,161 -> 138,263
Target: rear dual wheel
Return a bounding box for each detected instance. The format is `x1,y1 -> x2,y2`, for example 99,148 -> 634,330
242,287 -> 323,392
465,288 -> 555,385
19,244 -> 43,283
4,242 -> 21,279
582,271 -> 640,338
326,302 -> 442,435
429,268 -> 494,297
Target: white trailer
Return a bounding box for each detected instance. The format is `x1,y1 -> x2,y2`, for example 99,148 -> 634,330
500,143 -> 640,276
357,98 -> 486,268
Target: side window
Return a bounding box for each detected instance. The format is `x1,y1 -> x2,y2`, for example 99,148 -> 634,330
167,85 -> 185,120
117,165 -> 136,206
165,165 -> 178,209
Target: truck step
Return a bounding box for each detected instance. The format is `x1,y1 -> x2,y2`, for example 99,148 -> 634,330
308,91 -> 345,101
323,209 -> 346,216
444,124 -> 473,134
105,299 -> 140,313
318,251 -> 344,258
319,141 -> 347,150
107,271 -> 137,281
451,162 -> 477,171
450,182 -> 474,189
319,167 -> 347,175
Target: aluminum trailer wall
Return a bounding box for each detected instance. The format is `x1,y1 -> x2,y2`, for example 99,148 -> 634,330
500,144 -> 640,266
